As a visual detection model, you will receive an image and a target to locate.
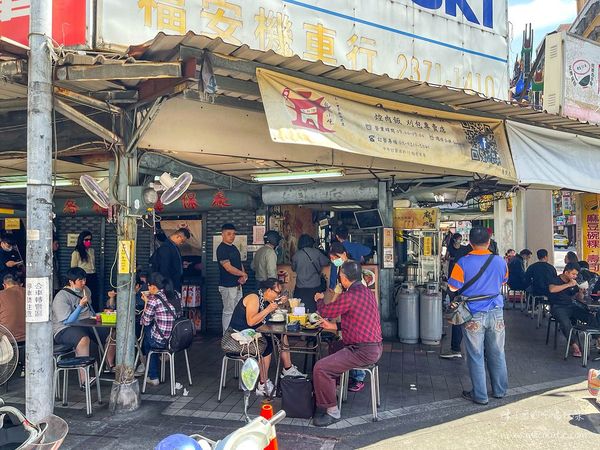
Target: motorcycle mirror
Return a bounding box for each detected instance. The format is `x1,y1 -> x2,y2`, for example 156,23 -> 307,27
240,358 -> 260,392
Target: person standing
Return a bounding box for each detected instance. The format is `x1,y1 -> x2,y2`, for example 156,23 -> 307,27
251,230 -> 282,287
292,234 -> 329,312
0,274 -> 26,343
448,227 -> 508,405
149,228 -> 190,293
71,231 -> 99,311
217,224 -> 247,333
0,236 -> 22,286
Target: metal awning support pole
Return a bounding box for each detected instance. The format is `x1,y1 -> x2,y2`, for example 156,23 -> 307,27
378,181 -> 396,339
25,0 -> 54,422
109,111 -> 141,413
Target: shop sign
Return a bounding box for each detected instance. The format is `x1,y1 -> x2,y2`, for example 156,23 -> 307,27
393,208 -> 438,230
544,32 -> 600,125
4,218 -> 20,230
97,0 -> 508,98
0,0 -> 87,46
118,240 -> 134,274
422,236 -> 433,256
211,190 -> 231,208
66,233 -> 79,247
582,193 -> 600,272
258,68 -> 515,180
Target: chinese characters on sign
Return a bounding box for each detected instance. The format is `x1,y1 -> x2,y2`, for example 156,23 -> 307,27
582,194 -> 600,272
26,277 -> 50,323
100,0 -> 509,99
211,190 -> 231,208
394,208 -> 438,230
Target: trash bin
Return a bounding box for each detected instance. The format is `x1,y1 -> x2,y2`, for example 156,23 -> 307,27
420,282 -> 442,345
396,282 -> 419,344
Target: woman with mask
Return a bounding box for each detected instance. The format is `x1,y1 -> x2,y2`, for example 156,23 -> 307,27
71,231 -> 99,311
52,267 -> 115,383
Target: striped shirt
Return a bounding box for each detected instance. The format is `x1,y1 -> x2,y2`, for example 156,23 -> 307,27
140,291 -> 180,343
449,249 -> 508,314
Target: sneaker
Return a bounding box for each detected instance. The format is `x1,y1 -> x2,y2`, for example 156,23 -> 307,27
255,379 -> 275,396
134,363 -> 146,377
348,381 -> 365,392
146,378 -> 160,387
281,365 -> 306,378
439,351 -> 462,359
462,390 -> 488,405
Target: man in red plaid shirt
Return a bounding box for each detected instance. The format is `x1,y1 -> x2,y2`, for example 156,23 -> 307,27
312,260 -> 382,427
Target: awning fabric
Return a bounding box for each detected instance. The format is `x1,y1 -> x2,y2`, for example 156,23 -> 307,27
507,120 -> 600,193
256,68 -> 516,181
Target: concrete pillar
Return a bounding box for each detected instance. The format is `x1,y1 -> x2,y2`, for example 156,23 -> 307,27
513,189 -> 554,259
493,198 -> 516,256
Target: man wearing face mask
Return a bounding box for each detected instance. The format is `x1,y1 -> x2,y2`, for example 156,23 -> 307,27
312,260 -> 382,426
0,236 -> 22,287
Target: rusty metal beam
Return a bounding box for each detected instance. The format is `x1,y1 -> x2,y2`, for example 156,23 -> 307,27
55,62 -> 182,81
54,98 -> 122,145
53,86 -> 123,114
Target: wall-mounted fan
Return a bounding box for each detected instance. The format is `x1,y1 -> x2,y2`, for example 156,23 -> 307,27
79,175 -> 110,209
152,172 -> 193,205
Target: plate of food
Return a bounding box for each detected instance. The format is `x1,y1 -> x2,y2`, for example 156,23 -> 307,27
302,322 -> 320,330
362,269 -> 376,287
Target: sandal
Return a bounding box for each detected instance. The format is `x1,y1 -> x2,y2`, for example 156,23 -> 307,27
572,346 -> 582,358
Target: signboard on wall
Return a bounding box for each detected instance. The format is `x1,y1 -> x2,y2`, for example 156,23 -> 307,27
258,69 -> 515,179
544,32 -> 600,125
0,0 -> 88,46
394,208 -> 438,230
97,0 -> 509,98
582,193 -> 599,273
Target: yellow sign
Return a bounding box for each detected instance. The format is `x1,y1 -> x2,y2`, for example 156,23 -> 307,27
118,240 -> 134,274
383,227 -> 394,248
582,193 -> 600,273
0,208 -> 14,215
4,218 -> 20,230
423,236 -> 433,257
393,208 -> 438,230
257,69 -> 516,180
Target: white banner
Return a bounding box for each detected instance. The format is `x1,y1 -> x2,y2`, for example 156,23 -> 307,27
98,0 -> 508,98
507,120 -> 600,193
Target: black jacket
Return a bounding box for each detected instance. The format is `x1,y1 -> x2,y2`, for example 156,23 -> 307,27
508,255 -> 528,290
150,239 -> 183,292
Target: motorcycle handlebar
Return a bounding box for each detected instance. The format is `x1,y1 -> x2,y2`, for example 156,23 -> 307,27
268,410 -> 286,426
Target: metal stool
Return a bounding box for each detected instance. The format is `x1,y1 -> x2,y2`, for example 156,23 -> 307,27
531,296 -> 549,328
546,316 -> 560,349
53,344 -> 75,400
564,325 -> 600,367
54,356 -> 101,418
338,364 -> 380,421
142,348 -> 192,396
218,353 -> 244,402
508,290 -> 526,310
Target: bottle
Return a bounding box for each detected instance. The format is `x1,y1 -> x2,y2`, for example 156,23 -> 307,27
373,251 -> 378,264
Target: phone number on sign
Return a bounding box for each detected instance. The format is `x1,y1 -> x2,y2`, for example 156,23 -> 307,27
397,53 -> 499,98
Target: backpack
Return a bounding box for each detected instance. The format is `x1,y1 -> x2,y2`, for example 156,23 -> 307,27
280,376 -> 315,418
154,293 -> 194,352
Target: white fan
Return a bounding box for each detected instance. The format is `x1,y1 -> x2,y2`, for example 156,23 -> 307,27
154,172 -> 193,205
79,175 -> 110,209
0,325 -> 18,386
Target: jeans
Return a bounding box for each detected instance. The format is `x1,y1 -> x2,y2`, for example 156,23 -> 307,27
350,369 -> 366,382
462,307 -> 508,403
142,330 -> 167,380
451,324 -> 463,352
219,286 -> 243,334
551,302 -> 600,343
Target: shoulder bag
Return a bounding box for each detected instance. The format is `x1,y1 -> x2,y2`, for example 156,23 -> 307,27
303,249 -> 327,292
449,254 -> 497,325
153,293 -> 194,352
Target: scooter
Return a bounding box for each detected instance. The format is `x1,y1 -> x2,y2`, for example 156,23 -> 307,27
0,399 -> 68,449
156,358 -> 286,450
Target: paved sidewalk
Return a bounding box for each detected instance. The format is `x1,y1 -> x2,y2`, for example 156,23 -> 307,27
363,381 -> 600,449
1,307 -> 597,447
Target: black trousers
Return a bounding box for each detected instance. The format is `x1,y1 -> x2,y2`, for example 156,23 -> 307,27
551,302 -> 600,343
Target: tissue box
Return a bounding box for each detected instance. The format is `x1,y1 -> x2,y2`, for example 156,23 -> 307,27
99,312 -> 117,324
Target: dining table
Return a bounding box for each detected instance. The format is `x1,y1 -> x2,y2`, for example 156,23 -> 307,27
256,322 -> 324,397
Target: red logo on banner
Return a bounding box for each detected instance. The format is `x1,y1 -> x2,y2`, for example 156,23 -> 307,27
154,198 -> 164,213
211,190 -> 231,208
0,0 -> 87,46
282,87 -> 335,133
181,192 -> 198,210
92,203 -> 108,216
62,199 -> 79,215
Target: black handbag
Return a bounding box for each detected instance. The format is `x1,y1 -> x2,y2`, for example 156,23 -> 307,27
449,254 -> 497,325
154,293 -> 194,352
280,376 -> 315,419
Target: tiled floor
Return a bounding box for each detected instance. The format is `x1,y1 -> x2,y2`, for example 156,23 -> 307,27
2,307 -> 593,430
